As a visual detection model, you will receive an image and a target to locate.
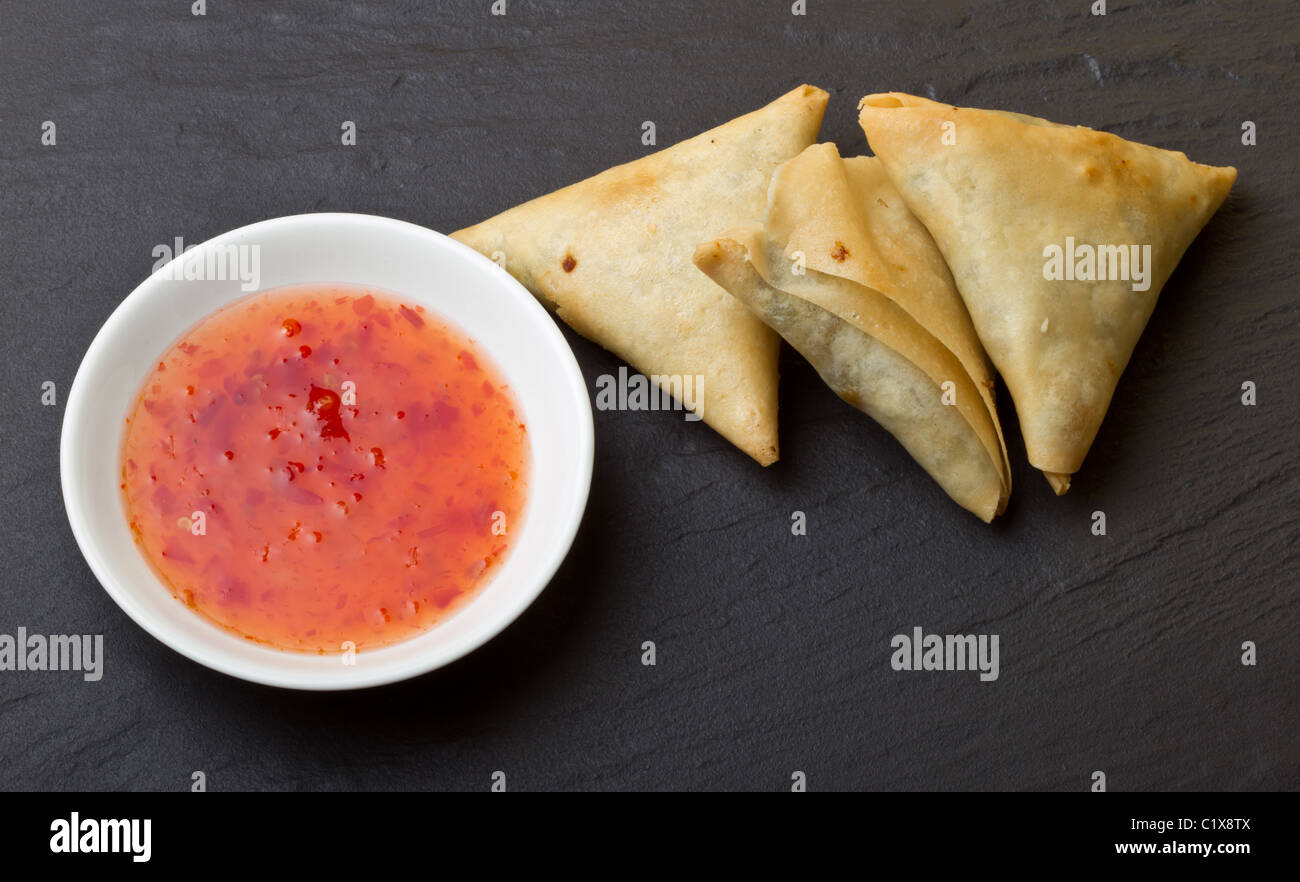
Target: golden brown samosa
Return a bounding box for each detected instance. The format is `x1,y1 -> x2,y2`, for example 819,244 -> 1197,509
695,144 -> 1011,521
453,85 -> 830,465
858,92 -> 1236,493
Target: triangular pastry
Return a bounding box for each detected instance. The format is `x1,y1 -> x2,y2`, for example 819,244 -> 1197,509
453,85 -> 830,465
696,144 -> 1011,521
858,92 -> 1235,492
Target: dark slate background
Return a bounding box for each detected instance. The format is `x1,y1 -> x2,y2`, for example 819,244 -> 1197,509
1,0 -> 1295,791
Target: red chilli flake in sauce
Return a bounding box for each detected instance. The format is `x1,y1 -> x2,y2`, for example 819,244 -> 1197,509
120,285 -> 530,653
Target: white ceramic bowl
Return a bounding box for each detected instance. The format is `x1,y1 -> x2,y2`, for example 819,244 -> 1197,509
61,213 -> 593,689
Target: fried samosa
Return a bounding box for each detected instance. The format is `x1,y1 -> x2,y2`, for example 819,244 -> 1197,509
858,92 -> 1236,493
453,85 -> 830,465
695,143 -> 1011,521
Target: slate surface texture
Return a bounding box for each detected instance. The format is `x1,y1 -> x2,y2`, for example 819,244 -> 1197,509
1,0 -> 1296,791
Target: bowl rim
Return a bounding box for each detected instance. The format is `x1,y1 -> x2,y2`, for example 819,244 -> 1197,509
60,212 -> 594,690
